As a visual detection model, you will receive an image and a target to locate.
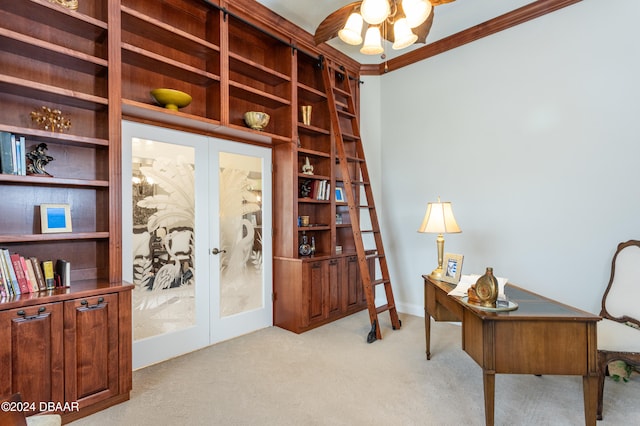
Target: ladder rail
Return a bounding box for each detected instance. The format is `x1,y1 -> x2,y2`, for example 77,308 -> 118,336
322,62 -> 401,341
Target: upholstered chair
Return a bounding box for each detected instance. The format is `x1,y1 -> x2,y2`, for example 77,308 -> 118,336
597,240 -> 640,420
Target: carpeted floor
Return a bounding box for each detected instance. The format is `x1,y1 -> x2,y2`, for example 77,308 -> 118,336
71,311 -> 639,425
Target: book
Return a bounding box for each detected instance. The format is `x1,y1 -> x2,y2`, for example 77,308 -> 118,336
1,249 -> 20,295
55,259 -> 71,288
30,257 -> 46,291
22,256 -> 38,292
0,131 -> 14,174
0,260 -> 8,298
0,250 -> 10,297
10,253 -> 30,294
10,133 -> 18,175
41,260 -> 55,290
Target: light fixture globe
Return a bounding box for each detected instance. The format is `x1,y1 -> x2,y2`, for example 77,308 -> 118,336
392,18 -> 418,50
338,12 -> 364,45
360,26 -> 384,55
403,0 -> 432,28
360,0 -> 391,25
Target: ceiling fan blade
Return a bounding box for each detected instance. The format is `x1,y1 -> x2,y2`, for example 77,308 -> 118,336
314,2 -> 361,45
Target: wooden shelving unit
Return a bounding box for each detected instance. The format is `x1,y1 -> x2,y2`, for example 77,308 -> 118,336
0,0 -> 365,419
0,0 -> 131,422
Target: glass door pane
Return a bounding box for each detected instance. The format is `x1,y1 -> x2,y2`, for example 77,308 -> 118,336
211,141 -> 272,343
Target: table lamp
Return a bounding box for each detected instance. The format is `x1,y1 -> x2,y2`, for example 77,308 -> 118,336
418,197 -> 461,280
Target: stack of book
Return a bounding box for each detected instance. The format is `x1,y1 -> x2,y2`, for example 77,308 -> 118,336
0,131 -> 27,175
0,248 -> 70,299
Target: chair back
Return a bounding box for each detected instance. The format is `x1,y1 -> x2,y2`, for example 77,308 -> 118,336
601,240 -> 640,327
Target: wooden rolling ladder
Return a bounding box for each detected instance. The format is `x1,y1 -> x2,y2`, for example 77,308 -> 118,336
322,61 -> 401,342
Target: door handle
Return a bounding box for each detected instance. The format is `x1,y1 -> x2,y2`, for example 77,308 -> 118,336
211,248 -> 226,255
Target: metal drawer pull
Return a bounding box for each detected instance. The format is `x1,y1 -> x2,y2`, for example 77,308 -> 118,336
16,306 -> 46,320
80,297 -> 105,309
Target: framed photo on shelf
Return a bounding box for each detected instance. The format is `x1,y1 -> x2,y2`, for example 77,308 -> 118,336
335,187 -> 345,203
40,203 -> 72,233
442,253 -> 464,284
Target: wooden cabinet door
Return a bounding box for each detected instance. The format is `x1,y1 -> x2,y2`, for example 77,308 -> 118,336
344,255 -> 363,311
0,303 -> 64,411
64,294 -> 119,408
303,261 -> 327,327
327,258 -> 342,317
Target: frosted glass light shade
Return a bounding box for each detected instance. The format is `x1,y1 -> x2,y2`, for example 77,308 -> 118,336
360,26 -> 384,55
360,0 -> 390,25
392,18 -> 418,50
338,13 -> 364,45
403,0 -> 432,28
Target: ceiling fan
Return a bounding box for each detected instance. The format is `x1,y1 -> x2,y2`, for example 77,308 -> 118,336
314,0 -> 455,55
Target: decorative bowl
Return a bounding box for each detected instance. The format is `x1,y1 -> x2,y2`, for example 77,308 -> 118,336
243,111 -> 270,131
150,88 -> 192,111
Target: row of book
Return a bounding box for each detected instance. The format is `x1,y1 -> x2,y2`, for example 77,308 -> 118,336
302,179 -> 331,201
0,248 -> 71,299
0,131 -> 28,175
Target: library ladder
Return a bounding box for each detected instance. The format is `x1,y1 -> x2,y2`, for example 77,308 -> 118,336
321,61 -> 401,342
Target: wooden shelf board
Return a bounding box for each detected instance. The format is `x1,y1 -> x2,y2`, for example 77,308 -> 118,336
122,44 -> 220,86
0,74 -> 108,110
0,29 -> 107,75
229,82 -> 291,108
297,83 -> 327,101
0,125 -> 108,147
121,6 -> 220,58
0,174 -> 109,187
298,173 -> 330,180
0,0 -> 107,39
0,232 -> 110,244
297,147 -> 331,158
229,53 -> 290,86
123,100 -> 288,145
297,123 -> 330,135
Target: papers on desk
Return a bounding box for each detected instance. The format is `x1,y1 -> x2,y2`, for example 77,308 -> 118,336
448,274 -> 508,298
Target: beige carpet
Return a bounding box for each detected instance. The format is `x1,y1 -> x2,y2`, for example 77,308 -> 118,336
71,312 -> 638,425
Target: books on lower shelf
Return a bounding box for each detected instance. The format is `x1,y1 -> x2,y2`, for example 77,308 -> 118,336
0,248 -> 70,299
300,179 -> 330,201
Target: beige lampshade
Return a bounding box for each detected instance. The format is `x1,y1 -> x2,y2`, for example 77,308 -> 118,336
338,13 -> 364,45
360,0 -> 391,25
418,200 -> 461,234
360,26 -> 384,55
402,0 -> 432,28
392,18 -> 418,50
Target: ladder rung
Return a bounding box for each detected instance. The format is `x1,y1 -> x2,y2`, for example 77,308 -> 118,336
372,279 -> 390,287
375,304 -> 394,314
332,86 -> 350,97
366,253 -> 384,260
341,133 -> 360,141
337,109 -> 356,118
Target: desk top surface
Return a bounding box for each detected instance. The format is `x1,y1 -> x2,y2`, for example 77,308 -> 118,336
423,275 -> 600,322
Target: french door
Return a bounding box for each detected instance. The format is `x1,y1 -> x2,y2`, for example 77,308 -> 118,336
122,121 -> 272,370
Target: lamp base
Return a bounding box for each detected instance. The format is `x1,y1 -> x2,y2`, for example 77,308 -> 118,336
429,266 -> 444,281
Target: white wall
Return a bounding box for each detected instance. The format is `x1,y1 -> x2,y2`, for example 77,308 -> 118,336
360,0 -> 640,315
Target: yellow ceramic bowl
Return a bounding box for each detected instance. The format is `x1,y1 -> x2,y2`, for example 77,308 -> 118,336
150,89 -> 192,111
243,111 -> 270,131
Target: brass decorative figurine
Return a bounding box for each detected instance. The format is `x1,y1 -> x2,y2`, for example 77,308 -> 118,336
30,106 -> 71,133
468,267 -> 499,307
26,143 -> 55,176
48,0 -> 78,10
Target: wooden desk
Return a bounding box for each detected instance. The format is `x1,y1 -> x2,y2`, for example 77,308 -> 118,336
423,275 -> 600,426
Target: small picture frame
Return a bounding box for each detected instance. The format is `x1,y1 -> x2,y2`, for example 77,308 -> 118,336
442,253 -> 464,284
335,187 -> 345,203
40,204 -> 72,233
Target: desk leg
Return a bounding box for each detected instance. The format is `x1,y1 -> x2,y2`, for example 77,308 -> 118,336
483,370 -> 495,426
583,375 -> 597,426
425,314 -> 431,360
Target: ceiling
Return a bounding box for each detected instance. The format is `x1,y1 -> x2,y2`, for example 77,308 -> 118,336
254,0 -> 534,64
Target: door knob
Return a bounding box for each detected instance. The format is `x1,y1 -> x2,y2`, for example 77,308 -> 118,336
211,248 -> 226,255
